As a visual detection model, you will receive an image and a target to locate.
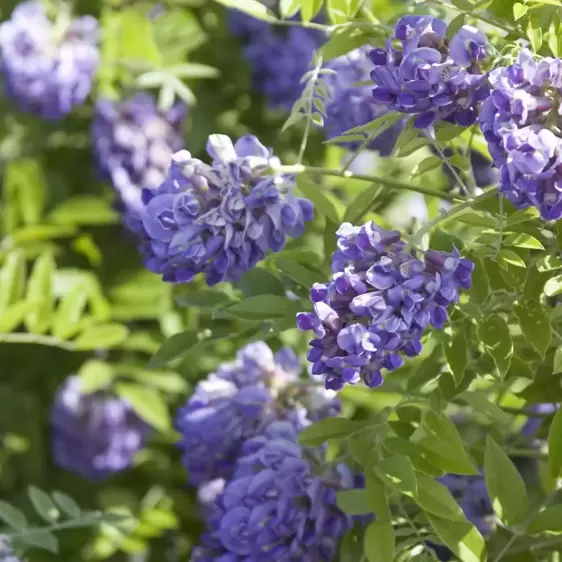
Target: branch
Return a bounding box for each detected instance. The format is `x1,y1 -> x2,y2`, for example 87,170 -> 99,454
275,164 -> 461,201
0,332 -> 76,351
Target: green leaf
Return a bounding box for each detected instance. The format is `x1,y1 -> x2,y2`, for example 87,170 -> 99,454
537,255 -> 562,272
484,437 -> 527,525
279,0 -> 301,18
411,156 -> 441,178
366,473 -> 391,521
0,251 -> 26,315
297,417 -> 365,447
364,520 -> 395,562
415,473 -> 464,520
116,383 -> 172,432
469,258 -> 490,305
296,176 -> 341,223
427,514 -> 486,562
0,501 -> 27,530
48,196 -> 118,226
544,275 -> 562,297
301,0 -> 325,21
336,489 -> 372,515
498,249 -> 526,268
74,324 -> 129,350
459,392 -> 512,426
343,184 -> 380,225
449,154 -> 470,171
515,300 -> 552,358
554,347 -> 562,374
548,407 -> 562,477
28,486 -> 58,522
504,233 -> 544,250
52,282 -> 90,340
435,124 -> 465,142
275,257 -> 320,289
24,252 -> 55,334
478,315 -> 513,379
224,295 -> 301,320
174,289 -> 233,308
78,360 -> 115,393
444,330 -> 469,386
527,504 -> 562,533
527,14 -> 543,51
238,269 -> 285,297
412,411 -> 478,475
52,491 -> 81,518
6,159 -> 46,226
119,7 -> 161,66
373,456 -> 418,497
446,13 -> 466,39
21,530 -> 58,553
513,2 -> 528,18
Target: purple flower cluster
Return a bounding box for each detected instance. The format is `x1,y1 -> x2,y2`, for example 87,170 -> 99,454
521,403 -> 558,437
191,421 -> 354,562
439,473 -> 494,536
323,47 -> 404,155
175,341 -> 340,487
127,134 -> 314,285
297,221 -> 473,390
479,49 -> 562,220
229,7 -> 324,111
369,15 -> 489,129
92,94 -> 186,216
51,376 -> 150,480
0,1 -> 99,119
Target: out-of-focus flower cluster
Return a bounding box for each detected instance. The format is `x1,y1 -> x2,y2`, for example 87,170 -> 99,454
323,47 -> 404,155
229,7 -> 325,110
440,473 -> 495,536
92,94 -> 186,217
175,342 -> 358,561
190,422 -> 354,562
369,15 -> 489,129
0,1 -> 99,119
51,376 -> 150,480
480,49 -> 562,220
297,221 -> 474,390
127,134 -> 314,285
175,341 -> 340,486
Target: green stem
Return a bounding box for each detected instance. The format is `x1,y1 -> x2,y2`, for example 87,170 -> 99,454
0,332 -> 76,351
276,165 -> 460,202
297,56 -> 323,164
493,534 -> 518,562
410,186 -> 497,246
506,448 -> 547,459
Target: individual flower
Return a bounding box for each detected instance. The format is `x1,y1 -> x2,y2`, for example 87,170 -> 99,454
128,134 -> 314,285
297,221 -> 474,390
0,536 -> 20,562
439,473 -> 495,536
175,342 -> 340,486
191,421 -> 354,561
0,1 -> 99,119
479,49 -> 562,220
369,15 -> 489,129
322,46 -> 404,155
92,94 -> 186,216
51,376 -> 150,480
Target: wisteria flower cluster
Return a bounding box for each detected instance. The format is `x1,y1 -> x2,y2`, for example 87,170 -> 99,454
323,47 -> 404,154
230,7 -> 325,110
127,134 -> 314,285
175,341 -> 340,487
176,342 -> 354,560
0,1 -> 99,119
479,49 -> 562,220
92,94 -> 186,216
51,376 -> 150,480
369,15 -> 489,128
298,221 -> 474,390
0,536 -> 19,562
191,422 -> 354,562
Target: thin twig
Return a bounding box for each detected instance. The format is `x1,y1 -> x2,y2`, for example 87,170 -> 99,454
0,332 -> 76,351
